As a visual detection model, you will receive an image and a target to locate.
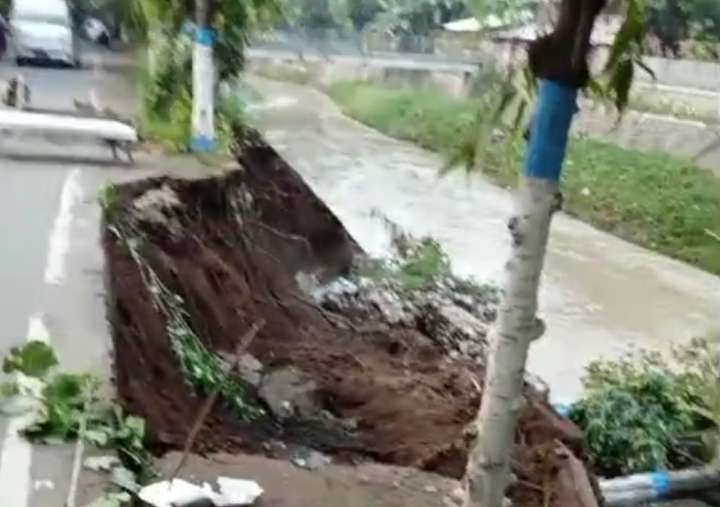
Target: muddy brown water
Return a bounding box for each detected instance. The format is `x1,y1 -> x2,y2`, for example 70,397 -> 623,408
104,133 -> 596,507
246,76 -> 720,404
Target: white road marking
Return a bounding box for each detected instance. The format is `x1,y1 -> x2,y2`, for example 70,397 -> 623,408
27,314 -> 50,343
44,169 -> 84,285
1,52 -> 99,507
0,415 -> 33,507
33,479 -> 55,491
0,314 -> 51,507
0,169 -> 82,501
89,52 -> 103,110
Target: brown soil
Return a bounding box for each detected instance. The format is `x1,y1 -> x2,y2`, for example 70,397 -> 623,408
103,131 -> 598,506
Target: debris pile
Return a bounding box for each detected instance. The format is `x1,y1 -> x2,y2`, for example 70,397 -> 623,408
103,131 -> 599,506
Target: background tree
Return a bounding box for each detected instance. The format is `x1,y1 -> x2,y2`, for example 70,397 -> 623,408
634,0 -> 720,57
125,0 -> 283,151
347,0 -> 384,30
368,0 -> 469,35
128,0 -> 282,81
644,0 -> 688,56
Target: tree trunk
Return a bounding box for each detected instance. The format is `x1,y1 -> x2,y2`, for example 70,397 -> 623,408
467,1 -> 606,505
191,0 -> 216,153
467,175 -> 560,507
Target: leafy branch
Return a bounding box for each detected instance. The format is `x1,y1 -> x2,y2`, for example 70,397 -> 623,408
109,222 -> 264,421
0,341 -> 155,487
450,0 -> 656,173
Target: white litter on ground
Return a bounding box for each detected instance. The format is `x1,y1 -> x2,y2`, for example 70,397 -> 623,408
215,478 -> 264,506
139,480 -> 207,507
139,477 -> 263,507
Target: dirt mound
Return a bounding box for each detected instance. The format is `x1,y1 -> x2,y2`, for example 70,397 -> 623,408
103,132 -> 598,506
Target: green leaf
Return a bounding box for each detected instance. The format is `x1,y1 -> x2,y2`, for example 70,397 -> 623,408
3,342 -> 58,378
605,0 -> 644,74
84,429 -> 111,447
124,416 -> 146,440
585,77 -> 607,102
609,59 -> 635,112
0,381 -> 19,398
45,374 -> 93,406
84,455 -> 121,472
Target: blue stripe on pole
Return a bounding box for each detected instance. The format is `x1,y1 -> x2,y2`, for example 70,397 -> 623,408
195,27 -> 215,46
650,472 -> 671,497
524,80 -> 579,181
191,135 -> 216,153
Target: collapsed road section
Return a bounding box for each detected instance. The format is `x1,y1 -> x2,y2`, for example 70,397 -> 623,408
102,131 -> 599,507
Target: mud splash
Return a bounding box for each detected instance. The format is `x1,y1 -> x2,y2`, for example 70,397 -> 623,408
103,132 -> 598,506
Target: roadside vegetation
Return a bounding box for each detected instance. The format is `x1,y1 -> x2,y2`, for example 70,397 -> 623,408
0,341 -> 153,505
355,220 -> 501,301
569,338 -> 720,477
127,0 -> 282,153
327,80 -> 720,276
137,31 -> 250,154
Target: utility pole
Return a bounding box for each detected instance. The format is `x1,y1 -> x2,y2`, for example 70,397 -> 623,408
191,0 -> 216,153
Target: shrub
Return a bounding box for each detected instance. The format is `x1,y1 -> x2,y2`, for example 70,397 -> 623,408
569,339 -> 720,477
139,31 -> 253,153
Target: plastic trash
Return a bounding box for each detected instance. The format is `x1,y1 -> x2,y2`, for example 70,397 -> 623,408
139,477 -> 263,507
139,479 -> 209,507
215,477 -> 264,506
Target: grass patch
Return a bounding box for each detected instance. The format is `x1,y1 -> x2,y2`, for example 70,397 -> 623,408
329,81 -> 478,155
328,81 -> 720,276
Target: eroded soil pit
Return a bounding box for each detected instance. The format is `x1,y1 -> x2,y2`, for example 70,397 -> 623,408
103,132 -> 597,506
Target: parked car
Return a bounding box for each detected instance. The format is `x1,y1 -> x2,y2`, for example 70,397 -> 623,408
10,0 -> 78,67
82,17 -> 109,46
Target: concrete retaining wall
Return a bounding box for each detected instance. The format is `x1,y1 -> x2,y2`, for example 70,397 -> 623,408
248,52 -> 720,174
635,56 -> 720,92
248,54 -> 474,98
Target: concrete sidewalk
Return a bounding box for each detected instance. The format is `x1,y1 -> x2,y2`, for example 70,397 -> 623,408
157,451 -> 465,507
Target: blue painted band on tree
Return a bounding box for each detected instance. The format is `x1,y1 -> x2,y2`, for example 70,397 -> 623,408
191,135 -> 216,153
195,27 -> 215,46
650,471 -> 671,496
524,80 -> 579,181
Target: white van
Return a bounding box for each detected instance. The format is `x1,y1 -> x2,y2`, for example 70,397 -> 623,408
10,0 -> 77,66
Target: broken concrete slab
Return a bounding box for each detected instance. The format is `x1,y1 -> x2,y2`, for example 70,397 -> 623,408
217,352 -> 263,388
258,366 -> 321,421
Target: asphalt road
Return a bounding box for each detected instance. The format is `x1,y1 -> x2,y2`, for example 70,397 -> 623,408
0,45 -> 132,506
0,41 -> 185,505
0,43 -> 224,506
